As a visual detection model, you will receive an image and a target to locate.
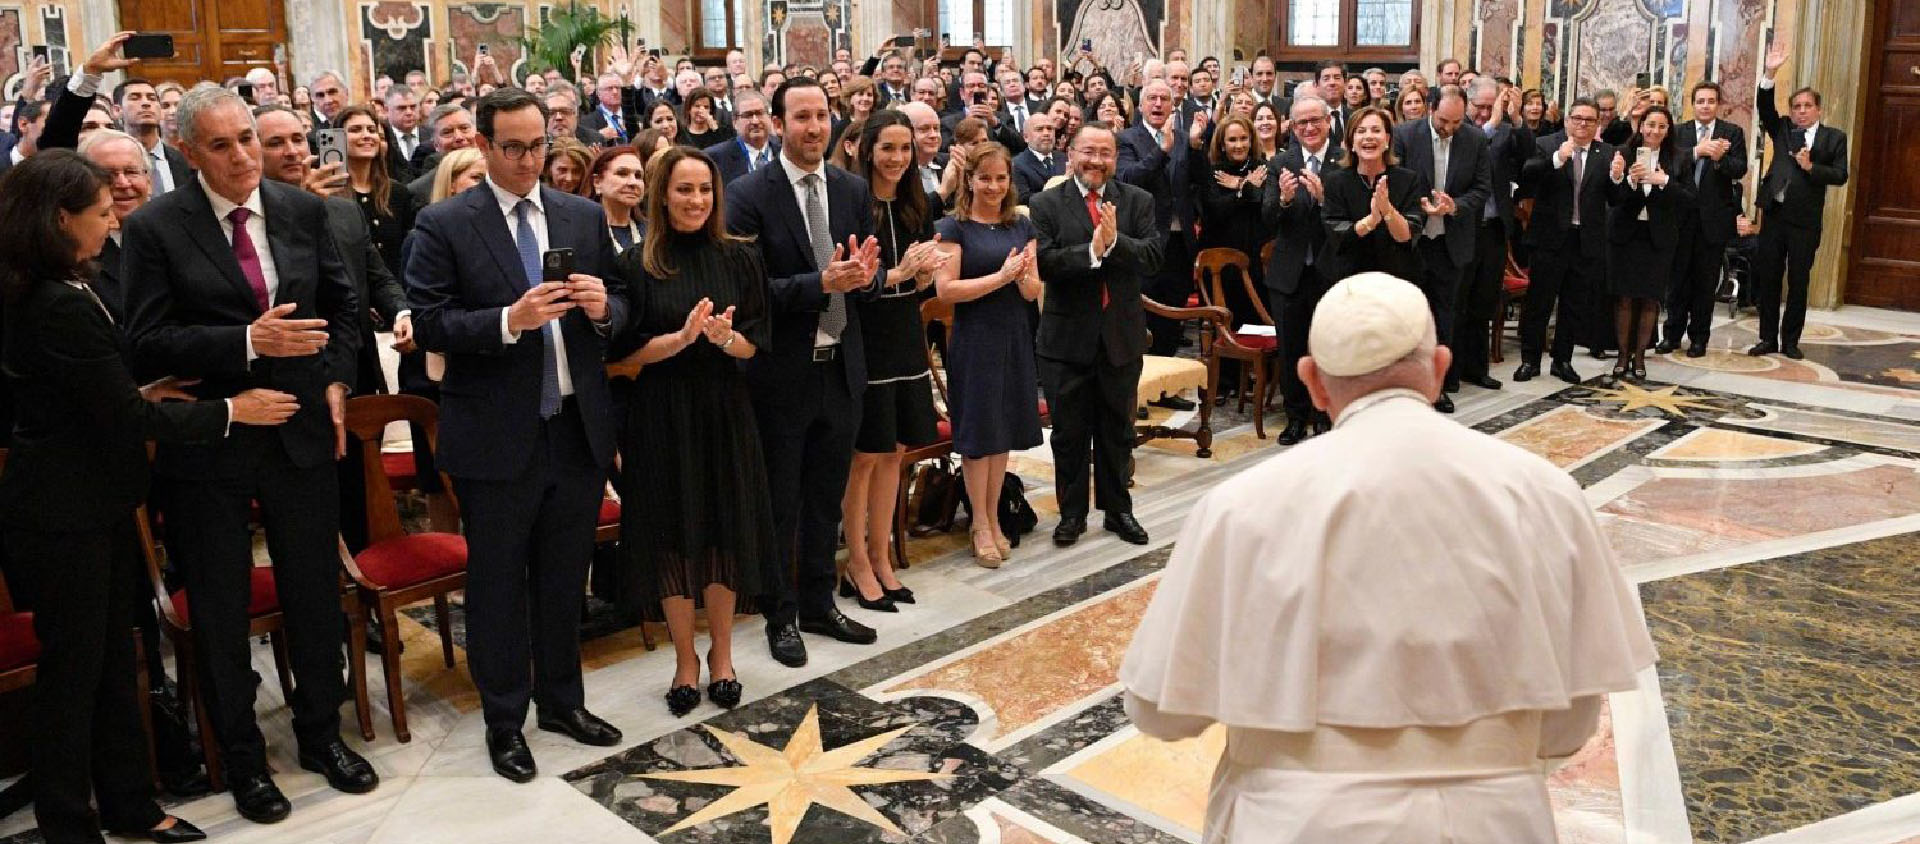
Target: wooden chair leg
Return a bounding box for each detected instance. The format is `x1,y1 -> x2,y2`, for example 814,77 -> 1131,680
892,462 -> 912,571
380,602 -> 411,743
346,595 -> 375,742
432,594 -> 456,668
268,631 -> 295,703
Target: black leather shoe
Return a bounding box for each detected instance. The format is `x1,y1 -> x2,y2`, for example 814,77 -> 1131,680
229,772 -> 291,824
882,586 -> 916,604
1549,360 -> 1582,384
1310,415 -> 1332,436
1433,395 -> 1455,414
1053,515 -> 1087,546
767,621 -> 808,667
666,685 -> 701,717
1588,348 -> 1613,360
1654,340 -> 1678,354
486,727 -> 537,783
1513,362 -> 1539,382
1463,374 -> 1502,390
1748,341 -> 1777,356
1149,394 -> 1197,411
298,740 -> 378,795
1686,343 -> 1707,358
1103,512 -> 1150,545
537,708 -> 622,747
1782,345 -> 1805,359
1277,419 -> 1308,445
707,678 -> 743,709
110,816 -> 208,843
799,607 -> 878,645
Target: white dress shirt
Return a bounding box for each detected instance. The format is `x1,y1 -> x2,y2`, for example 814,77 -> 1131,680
489,178 -> 576,397
203,174 -> 282,364
778,152 -> 840,348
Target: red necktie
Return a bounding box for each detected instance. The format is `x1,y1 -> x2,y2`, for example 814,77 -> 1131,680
229,207 -> 270,312
1086,189 -> 1108,309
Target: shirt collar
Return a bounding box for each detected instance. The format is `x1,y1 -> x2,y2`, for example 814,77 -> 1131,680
1073,176 -> 1103,198
1301,141 -> 1329,161
486,176 -> 544,217
200,173 -> 264,223
778,151 -> 824,188
1333,388 -> 1432,428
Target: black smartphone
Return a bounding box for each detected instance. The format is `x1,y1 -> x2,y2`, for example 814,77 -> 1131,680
124,33 -> 175,59
893,35 -> 915,48
1082,38 -> 1093,52
972,90 -> 986,106
30,45 -> 48,62
1634,71 -> 1650,89
236,82 -> 254,101
542,248 -> 576,282
477,43 -> 490,56
648,48 -> 661,58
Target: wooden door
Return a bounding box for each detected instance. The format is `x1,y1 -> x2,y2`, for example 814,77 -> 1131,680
1846,0 -> 1920,311
114,0 -> 285,86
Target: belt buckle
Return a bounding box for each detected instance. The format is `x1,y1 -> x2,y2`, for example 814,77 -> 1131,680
811,346 -> 836,363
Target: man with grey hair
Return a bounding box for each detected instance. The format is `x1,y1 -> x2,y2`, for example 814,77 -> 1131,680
1117,78 -> 1196,371
704,88 -> 777,185
545,87 -> 596,147
384,82 -> 425,177
1123,271 -> 1654,844
122,84 -> 376,824
308,70 -> 347,127
1261,94 -> 1343,444
76,129 -> 151,315
407,102 -> 477,202
244,66 -> 279,102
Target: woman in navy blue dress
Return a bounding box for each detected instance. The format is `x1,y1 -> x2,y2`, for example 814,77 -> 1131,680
933,142 -> 1043,568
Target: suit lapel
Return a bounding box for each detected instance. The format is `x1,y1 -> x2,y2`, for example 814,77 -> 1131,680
466,187 -> 529,290
769,163 -> 818,271
540,186 -> 573,252
258,183 -> 299,297
176,182 -> 258,307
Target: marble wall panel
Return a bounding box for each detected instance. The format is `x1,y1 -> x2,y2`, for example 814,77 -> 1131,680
447,3 -> 529,81
1574,0 -> 1653,98
1473,0 -> 1523,77
362,2 -> 433,88
0,8 -> 21,101
1059,0 -> 1161,76
1232,0 -> 1266,62
784,9 -> 831,67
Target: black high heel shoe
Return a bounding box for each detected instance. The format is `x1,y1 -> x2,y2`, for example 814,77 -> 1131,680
110,817 -> 207,843
882,586 -> 915,604
708,678 -> 742,709
838,576 -> 898,612
1631,360 -> 1648,381
666,685 -> 701,717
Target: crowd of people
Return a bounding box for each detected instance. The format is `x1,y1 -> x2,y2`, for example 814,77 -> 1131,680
0,25 -> 1848,844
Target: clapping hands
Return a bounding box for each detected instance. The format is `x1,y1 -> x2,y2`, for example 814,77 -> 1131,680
1419,189 -> 1455,217
825,235 -> 882,293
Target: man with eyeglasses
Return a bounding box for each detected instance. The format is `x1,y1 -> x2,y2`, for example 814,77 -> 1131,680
407,87 -> 630,783
705,66 -> 735,121
705,89 -> 779,185
1515,97 -> 1615,385
1262,95 -> 1345,445
880,54 -> 913,104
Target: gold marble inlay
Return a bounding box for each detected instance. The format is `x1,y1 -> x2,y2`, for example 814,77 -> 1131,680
1651,428 -> 1827,462
1587,383 -> 1723,416
1059,726 -> 1225,833
1496,406 -> 1658,468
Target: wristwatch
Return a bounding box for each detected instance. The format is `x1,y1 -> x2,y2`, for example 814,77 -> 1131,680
720,333 -> 737,350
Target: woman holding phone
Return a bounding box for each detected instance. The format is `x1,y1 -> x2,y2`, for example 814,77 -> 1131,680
1604,104 -> 1692,381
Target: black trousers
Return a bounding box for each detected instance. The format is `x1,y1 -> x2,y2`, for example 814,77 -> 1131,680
158,437 -> 346,779
1271,266 -> 1329,419
8,521 -> 166,843
1040,352 -> 1142,519
1518,232 -> 1601,365
1664,221 -> 1727,348
1452,217 -> 1507,383
1145,230 -> 1194,357
452,402 -> 601,729
753,359 -> 857,625
1753,215 -> 1822,347
1416,236 -> 1462,385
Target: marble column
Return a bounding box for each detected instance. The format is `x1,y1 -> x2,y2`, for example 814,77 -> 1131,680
859,0 -> 892,58
1191,0 -> 1232,67
77,0 -> 118,61
291,0 -> 352,87
1799,0 -> 1865,309
1420,0 -> 1456,69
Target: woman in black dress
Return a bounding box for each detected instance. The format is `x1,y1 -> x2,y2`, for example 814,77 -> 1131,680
680,90 -> 734,150
0,151 -> 295,844
1193,115 -> 1272,390
336,105 -> 416,276
611,146 -> 773,717
933,143 -> 1043,568
1322,106 -> 1428,284
1605,105 -> 1692,381
840,112 -> 947,610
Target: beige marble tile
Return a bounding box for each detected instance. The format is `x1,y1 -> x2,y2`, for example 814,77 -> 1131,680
1600,464 -> 1920,544
1497,406 -> 1663,468
1057,725 -> 1224,834
1650,428 -> 1828,461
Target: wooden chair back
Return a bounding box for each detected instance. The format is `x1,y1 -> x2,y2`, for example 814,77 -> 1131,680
1192,247 -> 1274,327
343,395 -> 457,544
919,297 -> 956,414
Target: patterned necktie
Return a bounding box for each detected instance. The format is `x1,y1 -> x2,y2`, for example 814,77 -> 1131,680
513,199 -> 563,418
803,173 -> 847,340
1085,188 -> 1108,309
227,207 -> 270,312
1571,147 -> 1587,225
151,148 -> 172,193
1425,136 -> 1448,237
1695,125 -> 1711,185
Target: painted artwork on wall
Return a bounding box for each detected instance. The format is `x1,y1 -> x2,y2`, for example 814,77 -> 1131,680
0,8 -> 22,102
1471,0 -> 1524,79
448,3 -> 530,82
764,0 -> 849,71
361,1 -> 433,89
1059,0 -> 1162,79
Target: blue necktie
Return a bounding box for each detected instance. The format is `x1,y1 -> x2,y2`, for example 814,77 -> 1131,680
514,199 -> 563,419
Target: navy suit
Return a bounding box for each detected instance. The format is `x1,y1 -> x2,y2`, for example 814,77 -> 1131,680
1260,141 -> 1345,420
407,181 -> 629,728
1012,147 -> 1065,203
1663,119 -> 1748,348
1393,118 -> 1491,383
1115,119 -> 1196,356
706,136 -> 780,186
726,158 -> 877,625
1752,83 -> 1848,349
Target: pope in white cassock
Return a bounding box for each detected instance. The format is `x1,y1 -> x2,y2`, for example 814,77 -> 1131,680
1120,273 -> 1657,843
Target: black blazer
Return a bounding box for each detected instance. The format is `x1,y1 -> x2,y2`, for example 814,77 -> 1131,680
581,106 -> 629,144
1672,119 -> 1748,245
323,196 -> 408,389
1519,133 -> 1615,253
1012,148 -> 1065,203
387,125 -> 431,181
1260,142 -> 1347,295
1392,117 -> 1492,267
1031,178 -> 1162,367
1193,157 -> 1270,256
1115,120 -> 1195,235
940,109 -> 1023,152
0,281 -> 229,530
1756,86 -> 1848,232
1322,165 -> 1430,282
724,158 -> 879,397
1477,117 -> 1536,229
705,137 -> 780,187
1605,147 -> 1696,251
92,236 -> 132,323
123,179 -> 360,479
407,183 -> 629,480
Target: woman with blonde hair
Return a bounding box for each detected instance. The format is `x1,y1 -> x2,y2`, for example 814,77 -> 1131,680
428,147 -> 487,203
1394,84 -> 1429,123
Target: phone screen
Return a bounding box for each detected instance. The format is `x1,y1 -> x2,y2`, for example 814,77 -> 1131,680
972,91 -> 986,106
1082,39 -> 1093,52
30,45 -> 49,62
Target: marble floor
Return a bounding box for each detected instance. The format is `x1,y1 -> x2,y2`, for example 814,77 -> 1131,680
3,307 -> 1919,844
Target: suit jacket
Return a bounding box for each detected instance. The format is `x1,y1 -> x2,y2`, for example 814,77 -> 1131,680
36,82 -> 92,152
1756,85 -> 1848,231
1672,119 -> 1748,244
92,236 -> 132,323
406,183 -> 629,480
1115,119 -> 1195,235
1476,117 -> 1536,230
1392,117 -> 1493,267
940,108 -> 1024,152
322,195 -> 408,391
1519,133 -> 1615,253
1012,148 -> 1065,202
1031,178 -> 1162,367
387,125 -> 429,181
1321,164 -> 1430,282
122,178 -> 360,479
1260,141 -> 1347,295
0,280 -> 229,530
582,106 -> 630,144
636,86 -> 680,117
724,158 -> 879,398
706,137 -> 780,187
1605,147 -> 1696,251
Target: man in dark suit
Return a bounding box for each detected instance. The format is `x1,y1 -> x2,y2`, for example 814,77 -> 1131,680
1315,62 -> 1352,144
1116,79 -> 1196,371
726,78 -> 885,668
1033,121 -> 1160,547
1454,79 -> 1534,391
405,104 -> 477,204
1659,80 -> 1748,357
383,84 -> 425,181
407,88 -> 628,782
111,79 -> 192,195
122,85 -> 375,824
70,129 -> 151,321
1749,41 -> 1848,358
941,71 -> 1024,152
1392,85 -> 1491,413
1012,113 -> 1065,202
1515,97 -> 1614,384
581,73 -> 631,144
705,90 -> 780,186
1261,95 -> 1344,444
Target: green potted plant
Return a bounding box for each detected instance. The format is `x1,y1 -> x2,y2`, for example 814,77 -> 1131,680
519,1 -> 635,77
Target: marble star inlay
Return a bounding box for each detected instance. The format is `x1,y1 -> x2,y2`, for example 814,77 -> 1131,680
640,705 -> 952,844
1588,382 -> 1724,416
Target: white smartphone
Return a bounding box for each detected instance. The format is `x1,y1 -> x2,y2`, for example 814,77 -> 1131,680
316,128 -> 349,168
1635,146 -> 1656,172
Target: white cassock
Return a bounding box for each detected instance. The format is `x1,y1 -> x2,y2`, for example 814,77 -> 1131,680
1120,388 -> 1657,844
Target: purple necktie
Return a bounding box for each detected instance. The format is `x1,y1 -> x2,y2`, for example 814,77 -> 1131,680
228,207 -> 270,312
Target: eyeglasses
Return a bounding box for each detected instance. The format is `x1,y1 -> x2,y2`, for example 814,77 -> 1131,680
495,139 -> 552,160
1566,115 -> 1598,125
